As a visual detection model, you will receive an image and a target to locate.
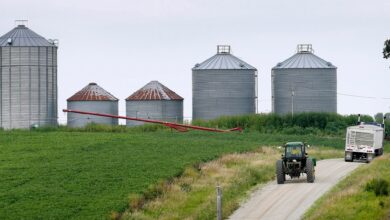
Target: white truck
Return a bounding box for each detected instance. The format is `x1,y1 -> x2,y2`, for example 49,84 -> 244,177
345,116 -> 385,163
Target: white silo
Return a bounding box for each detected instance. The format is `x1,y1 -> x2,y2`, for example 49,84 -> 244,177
126,81 -> 183,126
192,45 -> 258,120
0,21 -> 58,129
67,83 -> 118,127
272,44 -> 337,115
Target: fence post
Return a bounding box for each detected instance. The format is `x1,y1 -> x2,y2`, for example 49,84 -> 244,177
216,186 -> 222,220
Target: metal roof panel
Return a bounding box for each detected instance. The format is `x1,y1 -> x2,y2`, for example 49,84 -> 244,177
126,81 -> 183,101
273,51 -> 336,69
193,46 -> 257,70
0,25 -> 56,47
67,83 -> 119,101
193,54 -> 257,70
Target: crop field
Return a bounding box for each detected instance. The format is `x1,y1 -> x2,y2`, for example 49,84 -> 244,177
0,129 -> 345,219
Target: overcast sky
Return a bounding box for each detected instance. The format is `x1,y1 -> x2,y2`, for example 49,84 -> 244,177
1,0 -> 390,124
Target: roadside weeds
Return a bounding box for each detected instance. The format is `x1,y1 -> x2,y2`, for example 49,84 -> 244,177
117,146 -> 342,220
304,153 -> 390,220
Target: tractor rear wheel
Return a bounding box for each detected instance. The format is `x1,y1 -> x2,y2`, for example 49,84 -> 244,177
276,160 -> 285,184
306,159 -> 315,183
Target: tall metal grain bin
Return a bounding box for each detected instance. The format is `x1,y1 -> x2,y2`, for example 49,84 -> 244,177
126,81 -> 183,126
192,45 -> 257,120
272,44 -> 337,115
0,22 -> 58,129
67,83 -> 118,127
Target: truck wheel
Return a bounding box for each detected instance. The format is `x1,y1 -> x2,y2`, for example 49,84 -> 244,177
276,160 -> 285,184
367,153 -> 374,163
344,152 -> 353,162
306,159 -> 315,183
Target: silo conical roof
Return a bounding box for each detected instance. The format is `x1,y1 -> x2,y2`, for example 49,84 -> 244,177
67,83 -> 118,101
273,44 -> 336,69
126,81 -> 183,101
0,24 -> 56,47
193,45 -> 256,70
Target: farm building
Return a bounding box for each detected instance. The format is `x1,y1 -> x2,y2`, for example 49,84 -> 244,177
272,44 -> 337,115
126,81 -> 183,126
67,82 -> 118,127
0,21 -> 58,129
192,45 -> 257,120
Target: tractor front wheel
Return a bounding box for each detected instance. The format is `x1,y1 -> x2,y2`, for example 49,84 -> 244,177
306,159 -> 315,183
276,160 -> 285,184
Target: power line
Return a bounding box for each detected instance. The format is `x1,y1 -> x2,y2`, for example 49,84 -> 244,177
337,92 -> 376,99
286,83 -> 390,100
338,92 -> 390,100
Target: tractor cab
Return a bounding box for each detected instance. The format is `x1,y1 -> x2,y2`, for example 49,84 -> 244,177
284,142 -> 306,160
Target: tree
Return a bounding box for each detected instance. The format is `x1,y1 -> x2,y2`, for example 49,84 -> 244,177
385,113 -> 390,121
374,112 -> 384,123
384,39 -> 390,59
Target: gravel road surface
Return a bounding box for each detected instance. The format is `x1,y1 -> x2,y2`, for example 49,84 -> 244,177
229,158 -> 362,220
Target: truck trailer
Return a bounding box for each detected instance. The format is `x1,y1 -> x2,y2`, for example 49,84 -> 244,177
345,117 -> 385,163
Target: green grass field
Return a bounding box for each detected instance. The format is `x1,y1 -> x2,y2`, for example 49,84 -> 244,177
0,129 -> 345,219
304,144 -> 390,220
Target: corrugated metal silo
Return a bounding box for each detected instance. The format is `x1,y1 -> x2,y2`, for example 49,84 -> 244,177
272,44 -> 337,115
126,81 -> 183,126
0,21 -> 58,129
192,45 -> 257,120
67,83 -> 119,127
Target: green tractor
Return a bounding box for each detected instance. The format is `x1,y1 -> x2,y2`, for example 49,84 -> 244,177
276,142 -> 316,184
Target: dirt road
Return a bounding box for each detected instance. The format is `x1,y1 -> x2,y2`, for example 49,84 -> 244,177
229,158 -> 362,220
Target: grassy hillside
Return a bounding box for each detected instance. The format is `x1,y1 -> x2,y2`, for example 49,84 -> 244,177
0,129 -> 344,219
304,143 -> 390,220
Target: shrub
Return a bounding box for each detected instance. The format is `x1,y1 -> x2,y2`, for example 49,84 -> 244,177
192,112 -> 373,136
385,121 -> 390,138
365,178 -> 389,196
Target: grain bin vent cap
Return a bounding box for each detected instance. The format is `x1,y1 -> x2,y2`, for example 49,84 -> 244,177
67,83 -> 119,101
0,21 -> 57,47
126,81 -> 184,101
272,44 -> 337,69
192,45 -> 257,70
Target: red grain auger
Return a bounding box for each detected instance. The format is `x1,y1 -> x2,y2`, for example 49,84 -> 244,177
63,109 -> 242,133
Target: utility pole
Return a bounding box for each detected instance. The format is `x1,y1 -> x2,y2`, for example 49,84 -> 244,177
216,186 -> 222,220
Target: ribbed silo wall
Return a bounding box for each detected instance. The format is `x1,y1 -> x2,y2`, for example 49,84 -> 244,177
0,46 -> 57,129
67,101 -> 118,127
126,100 -> 183,126
272,68 -> 337,115
192,69 -> 256,120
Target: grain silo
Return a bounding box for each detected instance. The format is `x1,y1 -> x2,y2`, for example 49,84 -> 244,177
192,45 -> 257,120
67,83 -> 118,127
0,21 -> 58,129
126,81 -> 183,126
272,44 -> 337,115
